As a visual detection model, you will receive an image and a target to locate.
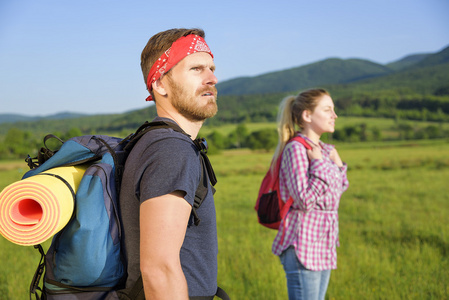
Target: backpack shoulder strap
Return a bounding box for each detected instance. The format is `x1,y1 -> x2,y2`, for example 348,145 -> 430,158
25,134 -> 65,170
123,120 -> 190,152
289,135 -> 312,150
191,138 -> 216,226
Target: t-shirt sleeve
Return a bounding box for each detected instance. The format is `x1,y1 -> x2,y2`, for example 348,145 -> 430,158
138,135 -> 200,207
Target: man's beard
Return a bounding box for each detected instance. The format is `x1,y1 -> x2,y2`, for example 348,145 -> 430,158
167,76 -> 218,122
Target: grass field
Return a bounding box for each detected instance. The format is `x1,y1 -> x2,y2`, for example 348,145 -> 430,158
1,138 -> 448,299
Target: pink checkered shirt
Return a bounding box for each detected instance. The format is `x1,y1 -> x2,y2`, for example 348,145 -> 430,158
272,134 -> 349,271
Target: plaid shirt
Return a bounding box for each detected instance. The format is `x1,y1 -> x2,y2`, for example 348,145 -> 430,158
272,134 -> 349,271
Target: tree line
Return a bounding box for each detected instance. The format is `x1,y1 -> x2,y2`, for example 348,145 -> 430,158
204,86 -> 449,126
1,120 -> 448,160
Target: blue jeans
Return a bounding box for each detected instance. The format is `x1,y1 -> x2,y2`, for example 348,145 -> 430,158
279,247 -> 331,300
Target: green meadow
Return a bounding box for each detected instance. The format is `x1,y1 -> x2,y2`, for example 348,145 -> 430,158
1,139 -> 448,299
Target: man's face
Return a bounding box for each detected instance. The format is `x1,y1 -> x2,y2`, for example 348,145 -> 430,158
164,52 -> 218,122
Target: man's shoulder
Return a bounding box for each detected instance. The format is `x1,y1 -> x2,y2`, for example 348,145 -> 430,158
138,118 -> 192,146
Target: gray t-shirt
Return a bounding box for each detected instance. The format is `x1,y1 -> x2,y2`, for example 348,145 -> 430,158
119,117 -> 218,297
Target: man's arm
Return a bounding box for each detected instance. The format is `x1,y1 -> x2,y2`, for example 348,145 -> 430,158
140,190 -> 191,300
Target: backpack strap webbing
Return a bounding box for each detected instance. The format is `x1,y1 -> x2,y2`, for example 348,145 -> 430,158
30,244 -> 45,300
26,134 -> 65,170
122,120 -> 191,153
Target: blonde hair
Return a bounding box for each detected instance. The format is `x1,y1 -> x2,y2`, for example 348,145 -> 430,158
270,88 -> 330,173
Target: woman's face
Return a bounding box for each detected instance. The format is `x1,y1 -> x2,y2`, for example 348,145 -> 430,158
308,94 -> 338,135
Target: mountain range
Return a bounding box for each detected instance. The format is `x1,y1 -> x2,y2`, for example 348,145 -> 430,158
216,45 -> 449,96
1,44 -> 448,125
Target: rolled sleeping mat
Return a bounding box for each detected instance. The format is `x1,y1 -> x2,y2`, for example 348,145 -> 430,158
0,165 -> 87,246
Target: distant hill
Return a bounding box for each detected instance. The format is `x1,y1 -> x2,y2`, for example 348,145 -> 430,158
410,45 -> 449,68
211,44 -> 449,125
0,114 -> 41,124
386,54 -> 430,71
1,44 -> 448,129
215,45 -> 449,97
329,45 -> 449,95
46,112 -> 91,120
216,58 -> 392,96
0,112 -> 89,125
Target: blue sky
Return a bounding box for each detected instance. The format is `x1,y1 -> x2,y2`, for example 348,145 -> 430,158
1,0 -> 448,116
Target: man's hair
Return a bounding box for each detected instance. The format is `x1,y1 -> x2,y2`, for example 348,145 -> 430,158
141,28 -> 205,92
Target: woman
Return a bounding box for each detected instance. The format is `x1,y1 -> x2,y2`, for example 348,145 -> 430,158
271,89 -> 349,300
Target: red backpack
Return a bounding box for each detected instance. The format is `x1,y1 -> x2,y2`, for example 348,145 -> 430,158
255,136 -> 312,230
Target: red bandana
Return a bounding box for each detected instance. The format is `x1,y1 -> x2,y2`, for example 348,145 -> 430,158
145,34 -> 213,101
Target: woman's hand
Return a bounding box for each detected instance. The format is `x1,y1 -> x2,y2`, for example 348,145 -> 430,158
306,142 -> 323,161
329,148 -> 343,167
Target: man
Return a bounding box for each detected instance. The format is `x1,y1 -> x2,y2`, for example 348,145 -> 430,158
118,28 -> 226,300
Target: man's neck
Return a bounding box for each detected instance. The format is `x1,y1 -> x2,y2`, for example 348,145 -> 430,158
172,116 -> 203,139
157,110 -> 203,139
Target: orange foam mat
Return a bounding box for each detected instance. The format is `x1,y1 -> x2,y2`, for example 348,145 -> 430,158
0,165 -> 87,246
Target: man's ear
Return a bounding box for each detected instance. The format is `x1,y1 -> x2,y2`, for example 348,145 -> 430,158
152,79 -> 167,97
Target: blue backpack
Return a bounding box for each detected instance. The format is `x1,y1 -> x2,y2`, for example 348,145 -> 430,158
26,121 -> 219,300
